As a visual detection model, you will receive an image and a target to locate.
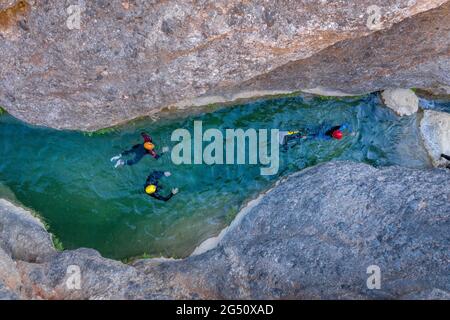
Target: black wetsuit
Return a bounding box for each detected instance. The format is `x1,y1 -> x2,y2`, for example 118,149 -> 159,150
442,154 -> 450,169
145,171 -> 174,202
122,133 -> 160,166
282,125 -> 344,150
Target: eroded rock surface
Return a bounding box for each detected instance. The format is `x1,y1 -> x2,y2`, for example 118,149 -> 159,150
0,0 -> 448,130
420,110 -> 450,167
0,162 -> 448,300
0,199 -> 55,263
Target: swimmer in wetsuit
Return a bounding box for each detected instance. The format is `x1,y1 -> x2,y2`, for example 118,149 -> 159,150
144,170 -> 179,202
111,132 -> 167,168
280,124 -> 349,150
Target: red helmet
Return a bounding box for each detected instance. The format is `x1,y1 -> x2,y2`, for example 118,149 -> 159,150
332,130 -> 343,140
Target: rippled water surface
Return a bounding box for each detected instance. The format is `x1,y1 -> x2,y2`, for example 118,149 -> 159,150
0,94 -> 432,259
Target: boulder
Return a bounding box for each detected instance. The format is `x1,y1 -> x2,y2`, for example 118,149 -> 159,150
381,89 -> 419,116
0,0 -> 448,130
416,86 -> 450,100
420,110 -> 450,167
1,162 -> 449,299
217,2 -> 450,107
16,248 -> 140,300
0,248 -> 21,296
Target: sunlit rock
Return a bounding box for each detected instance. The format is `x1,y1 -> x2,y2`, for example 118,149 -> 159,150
0,162 -> 448,299
420,110 -> 450,167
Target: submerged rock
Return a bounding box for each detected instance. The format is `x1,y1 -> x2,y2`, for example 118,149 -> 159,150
0,0 -> 448,130
0,162 -> 448,299
381,89 -> 419,116
420,110 -> 450,167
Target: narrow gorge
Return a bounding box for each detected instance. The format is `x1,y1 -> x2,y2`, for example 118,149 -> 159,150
0,0 -> 449,300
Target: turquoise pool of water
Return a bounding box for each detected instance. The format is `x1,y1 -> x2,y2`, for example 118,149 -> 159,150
0,94 -> 431,259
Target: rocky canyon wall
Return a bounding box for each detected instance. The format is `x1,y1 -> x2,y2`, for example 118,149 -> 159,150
0,0 -> 448,130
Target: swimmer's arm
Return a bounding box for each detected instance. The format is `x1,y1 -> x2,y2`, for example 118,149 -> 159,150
141,132 -> 152,143
147,149 -> 160,159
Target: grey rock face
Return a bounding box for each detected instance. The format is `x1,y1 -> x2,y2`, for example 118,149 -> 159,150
381,89 -> 419,116
0,162 -> 449,299
0,0 -> 448,130
155,162 -> 449,299
16,248 -> 140,299
0,248 -> 21,297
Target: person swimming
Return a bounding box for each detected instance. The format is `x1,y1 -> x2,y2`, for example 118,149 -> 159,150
280,124 -> 349,150
144,170 -> 178,202
111,132 -> 167,168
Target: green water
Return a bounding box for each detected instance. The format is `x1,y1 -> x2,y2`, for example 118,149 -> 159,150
0,94 -> 431,259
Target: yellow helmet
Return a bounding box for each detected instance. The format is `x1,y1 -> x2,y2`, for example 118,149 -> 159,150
287,131 -> 299,135
144,142 -> 155,151
145,184 -> 157,194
